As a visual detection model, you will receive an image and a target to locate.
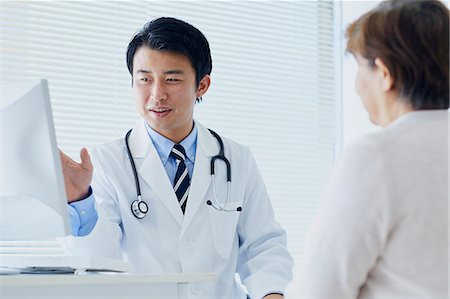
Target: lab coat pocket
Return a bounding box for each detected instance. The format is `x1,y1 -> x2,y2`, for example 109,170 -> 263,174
208,200 -> 243,259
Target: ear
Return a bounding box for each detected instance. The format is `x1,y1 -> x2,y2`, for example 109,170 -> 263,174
374,58 -> 394,92
196,75 -> 211,98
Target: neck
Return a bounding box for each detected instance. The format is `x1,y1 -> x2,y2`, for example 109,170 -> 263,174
161,122 -> 194,144
378,97 -> 413,127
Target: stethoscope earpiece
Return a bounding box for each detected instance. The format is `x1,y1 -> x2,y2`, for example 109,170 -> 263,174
206,198 -> 242,212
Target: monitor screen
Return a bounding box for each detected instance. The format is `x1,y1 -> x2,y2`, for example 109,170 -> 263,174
1,79 -> 71,240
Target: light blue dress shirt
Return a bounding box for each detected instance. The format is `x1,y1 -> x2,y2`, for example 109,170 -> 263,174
68,122 -> 198,236
144,121 -> 197,185
67,191 -> 97,236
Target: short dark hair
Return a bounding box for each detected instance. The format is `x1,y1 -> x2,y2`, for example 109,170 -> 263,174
126,17 -> 213,102
346,0 -> 449,110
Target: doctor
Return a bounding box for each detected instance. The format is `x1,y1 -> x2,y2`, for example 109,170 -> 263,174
60,17 -> 293,298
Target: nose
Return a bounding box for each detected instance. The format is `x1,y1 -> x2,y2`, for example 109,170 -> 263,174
150,80 -> 167,103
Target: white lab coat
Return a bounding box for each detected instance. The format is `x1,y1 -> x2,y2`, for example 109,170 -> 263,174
69,119 -> 293,299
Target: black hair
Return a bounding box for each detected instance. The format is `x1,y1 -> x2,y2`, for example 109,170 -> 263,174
126,17 -> 212,102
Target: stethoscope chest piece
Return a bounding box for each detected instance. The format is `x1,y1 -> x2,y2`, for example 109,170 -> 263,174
131,199 -> 148,219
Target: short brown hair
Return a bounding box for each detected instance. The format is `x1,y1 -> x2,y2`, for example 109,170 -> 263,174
346,0 -> 449,110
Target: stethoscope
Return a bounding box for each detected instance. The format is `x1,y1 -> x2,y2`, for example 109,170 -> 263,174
125,128 -> 242,219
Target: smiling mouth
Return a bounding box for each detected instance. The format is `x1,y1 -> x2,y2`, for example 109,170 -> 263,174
149,108 -> 172,117
150,108 -> 171,112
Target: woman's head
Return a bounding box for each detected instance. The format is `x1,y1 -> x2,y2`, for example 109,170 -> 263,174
346,0 -> 449,124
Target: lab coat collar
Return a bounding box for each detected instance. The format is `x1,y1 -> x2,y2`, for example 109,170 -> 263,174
129,119 -> 184,225
193,120 -> 218,158
128,119 -> 152,158
181,122 -> 219,235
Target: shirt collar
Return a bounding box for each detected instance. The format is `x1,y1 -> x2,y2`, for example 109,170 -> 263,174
144,121 -> 197,165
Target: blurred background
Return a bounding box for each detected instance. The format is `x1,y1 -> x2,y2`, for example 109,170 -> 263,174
1,0 -> 391,263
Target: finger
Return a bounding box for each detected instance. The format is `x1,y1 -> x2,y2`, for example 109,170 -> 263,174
80,147 -> 93,171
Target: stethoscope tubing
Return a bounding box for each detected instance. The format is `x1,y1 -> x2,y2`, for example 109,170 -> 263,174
125,129 -> 148,219
125,127 -> 240,219
125,129 -> 141,198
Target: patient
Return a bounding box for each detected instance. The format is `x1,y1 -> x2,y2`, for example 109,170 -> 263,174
287,0 -> 449,297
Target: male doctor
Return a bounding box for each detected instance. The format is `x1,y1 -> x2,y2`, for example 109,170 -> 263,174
60,17 -> 293,298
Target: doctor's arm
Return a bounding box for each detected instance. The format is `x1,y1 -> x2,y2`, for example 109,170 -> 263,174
67,189 -> 98,236
60,148 -> 98,236
237,149 -> 294,299
61,147 -> 123,259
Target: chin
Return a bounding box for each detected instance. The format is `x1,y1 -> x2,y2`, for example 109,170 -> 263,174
368,115 -> 382,127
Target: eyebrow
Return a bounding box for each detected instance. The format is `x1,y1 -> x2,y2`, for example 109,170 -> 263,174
135,69 -> 185,75
164,70 -> 184,75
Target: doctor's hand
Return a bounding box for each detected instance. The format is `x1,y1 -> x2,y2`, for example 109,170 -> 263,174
59,148 -> 93,203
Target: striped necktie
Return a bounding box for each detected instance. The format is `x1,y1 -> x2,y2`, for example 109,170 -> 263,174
170,144 -> 191,214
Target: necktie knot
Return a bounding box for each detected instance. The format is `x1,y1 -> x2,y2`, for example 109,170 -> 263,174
171,144 -> 187,161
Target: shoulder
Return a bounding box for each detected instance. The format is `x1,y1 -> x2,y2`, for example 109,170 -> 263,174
341,111 -> 449,171
336,131 -> 387,174
92,137 -> 124,154
91,137 -> 126,165
221,134 -> 251,155
321,132 -> 395,226
328,130 -> 393,202
196,121 -> 252,157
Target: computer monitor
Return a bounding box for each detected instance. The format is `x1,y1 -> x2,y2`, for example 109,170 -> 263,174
1,79 -> 71,240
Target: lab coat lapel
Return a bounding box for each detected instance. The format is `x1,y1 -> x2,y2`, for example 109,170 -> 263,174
181,123 -> 218,236
129,119 -> 183,226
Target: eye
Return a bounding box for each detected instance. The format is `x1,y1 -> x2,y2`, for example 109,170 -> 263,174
140,78 -> 149,82
166,78 -> 180,82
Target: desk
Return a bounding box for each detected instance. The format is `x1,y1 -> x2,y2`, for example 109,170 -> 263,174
0,273 -> 215,298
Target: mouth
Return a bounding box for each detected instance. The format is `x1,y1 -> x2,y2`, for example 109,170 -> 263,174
148,107 -> 172,118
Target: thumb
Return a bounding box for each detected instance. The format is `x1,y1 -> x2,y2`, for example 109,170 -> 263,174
80,147 -> 93,171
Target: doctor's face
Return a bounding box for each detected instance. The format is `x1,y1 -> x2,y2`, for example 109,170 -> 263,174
132,46 -> 210,143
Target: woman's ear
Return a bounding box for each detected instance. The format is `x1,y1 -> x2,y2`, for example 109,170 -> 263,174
374,58 -> 394,92
196,75 -> 211,98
